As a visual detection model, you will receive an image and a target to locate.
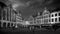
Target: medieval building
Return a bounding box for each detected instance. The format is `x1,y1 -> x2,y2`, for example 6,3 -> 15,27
0,5 -> 23,28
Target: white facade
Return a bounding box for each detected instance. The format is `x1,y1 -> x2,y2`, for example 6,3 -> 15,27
50,11 -> 60,24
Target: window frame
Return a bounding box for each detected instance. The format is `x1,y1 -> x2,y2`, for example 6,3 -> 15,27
52,18 -> 54,22
55,18 -> 57,22
59,17 -> 60,22
51,14 -> 54,17
59,13 -> 60,16
55,13 -> 57,16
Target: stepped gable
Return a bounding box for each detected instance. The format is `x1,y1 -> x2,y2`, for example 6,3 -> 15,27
35,12 -> 42,19
42,7 -> 50,16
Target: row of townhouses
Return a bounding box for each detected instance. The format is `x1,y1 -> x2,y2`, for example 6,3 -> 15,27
0,6 -> 23,28
26,8 -> 60,25
0,6 -> 60,28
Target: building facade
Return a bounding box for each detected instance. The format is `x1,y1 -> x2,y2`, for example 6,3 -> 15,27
50,11 -> 60,24
16,12 -> 22,22
35,12 -> 42,24
0,6 -> 60,28
35,8 -> 51,25
0,6 -> 18,28
42,8 -> 50,24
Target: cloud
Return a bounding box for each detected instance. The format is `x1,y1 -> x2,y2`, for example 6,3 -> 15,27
9,0 -> 31,11
8,0 -> 60,18
12,3 -> 26,10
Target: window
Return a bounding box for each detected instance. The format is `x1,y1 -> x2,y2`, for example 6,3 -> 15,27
55,18 -> 57,22
52,14 -> 53,17
8,23 -> 10,27
3,11 -> 6,20
11,23 -> 13,26
0,16 -> 1,20
59,13 -> 60,16
3,22 -> 6,27
52,19 -> 54,22
44,19 -> 48,24
0,11 -> 2,20
49,19 -> 50,22
55,13 -> 57,16
59,17 -> 60,22
44,15 -> 49,18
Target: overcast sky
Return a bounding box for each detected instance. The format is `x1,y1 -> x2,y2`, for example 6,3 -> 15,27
1,0 -> 60,19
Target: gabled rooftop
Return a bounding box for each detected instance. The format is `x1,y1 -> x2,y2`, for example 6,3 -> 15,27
42,7 -> 50,15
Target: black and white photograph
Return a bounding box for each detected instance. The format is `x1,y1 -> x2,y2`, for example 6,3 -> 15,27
0,0 -> 60,34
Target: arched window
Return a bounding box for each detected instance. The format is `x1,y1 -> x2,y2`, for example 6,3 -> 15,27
52,18 -> 54,22
55,18 -> 57,22
59,17 -> 60,22
52,14 -> 54,17
55,13 -> 57,16
59,13 -> 60,16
